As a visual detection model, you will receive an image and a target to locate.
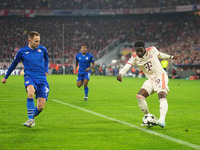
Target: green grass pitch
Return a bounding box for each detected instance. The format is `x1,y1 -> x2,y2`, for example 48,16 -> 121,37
0,75 -> 200,150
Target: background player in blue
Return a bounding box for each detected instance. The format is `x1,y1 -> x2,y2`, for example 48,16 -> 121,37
1,31 -> 49,128
75,45 -> 95,101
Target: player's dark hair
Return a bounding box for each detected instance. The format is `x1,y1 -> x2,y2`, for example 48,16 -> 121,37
134,40 -> 145,48
81,44 -> 87,47
28,31 -> 40,39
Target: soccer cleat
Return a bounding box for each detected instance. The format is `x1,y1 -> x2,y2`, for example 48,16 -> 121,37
23,119 -> 35,128
151,119 -> 165,128
84,97 -> 88,101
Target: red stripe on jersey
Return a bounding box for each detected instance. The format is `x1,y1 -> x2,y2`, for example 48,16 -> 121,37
132,53 -> 137,57
127,63 -> 133,66
145,46 -> 154,56
146,46 -> 154,52
162,73 -> 166,89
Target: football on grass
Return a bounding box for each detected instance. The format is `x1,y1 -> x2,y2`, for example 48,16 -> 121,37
143,114 -> 156,126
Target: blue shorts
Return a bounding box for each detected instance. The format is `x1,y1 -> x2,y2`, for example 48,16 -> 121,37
77,72 -> 91,81
24,76 -> 49,100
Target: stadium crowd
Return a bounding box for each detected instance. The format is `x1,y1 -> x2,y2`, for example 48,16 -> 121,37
1,0 -> 200,10
1,13 -> 200,66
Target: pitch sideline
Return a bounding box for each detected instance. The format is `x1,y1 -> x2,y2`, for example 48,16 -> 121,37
52,99 -> 200,150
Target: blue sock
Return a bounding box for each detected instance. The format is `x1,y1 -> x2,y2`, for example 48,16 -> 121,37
33,106 -> 42,118
84,87 -> 89,97
27,98 -> 34,119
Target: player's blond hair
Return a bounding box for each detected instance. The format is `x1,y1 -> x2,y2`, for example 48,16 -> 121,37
28,31 -> 40,39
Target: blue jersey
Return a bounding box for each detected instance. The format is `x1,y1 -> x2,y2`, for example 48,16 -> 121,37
76,52 -> 94,73
5,45 -> 49,81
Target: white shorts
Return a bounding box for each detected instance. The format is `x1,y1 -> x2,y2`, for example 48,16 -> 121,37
141,73 -> 169,95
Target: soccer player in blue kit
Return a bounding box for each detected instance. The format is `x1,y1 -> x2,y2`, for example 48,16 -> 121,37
75,45 -> 95,101
1,31 -> 49,128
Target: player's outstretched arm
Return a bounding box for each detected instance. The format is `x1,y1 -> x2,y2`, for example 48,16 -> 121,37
117,73 -> 122,82
172,55 -> 180,59
1,78 -> 7,84
117,63 -> 132,82
159,52 -> 180,60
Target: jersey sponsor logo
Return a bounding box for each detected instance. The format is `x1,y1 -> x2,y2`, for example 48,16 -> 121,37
86,57 -> 88,60
79,57 -> 81,60
144,61 -> 152,71
149,55 -> 153,58
38,49 -> 41,52
25,51 -> 29,54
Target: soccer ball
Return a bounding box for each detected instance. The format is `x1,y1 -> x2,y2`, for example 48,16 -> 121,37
142,114 -> 156,126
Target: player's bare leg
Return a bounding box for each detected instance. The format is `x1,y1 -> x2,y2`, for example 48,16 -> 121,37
37,98 -> 46,111
77,80 -> 83,88
137,88 -> 150,114
23,85 -> 35,128
83,79 -> 89,101
27,85 -> 35,99
33,97 -> 46,118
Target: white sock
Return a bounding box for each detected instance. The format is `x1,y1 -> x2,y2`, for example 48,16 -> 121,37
159,98 -> 168,122
136,94 -> 149,114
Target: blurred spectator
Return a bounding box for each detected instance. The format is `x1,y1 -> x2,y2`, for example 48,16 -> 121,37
95,63 -> 100,75
0,12 -> 200,69
102,63 -> 106,76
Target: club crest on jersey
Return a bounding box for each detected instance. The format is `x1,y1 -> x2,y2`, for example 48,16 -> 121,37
149,55 -> 153,58
25,81 -> 29,84
86,57 -> 88,60
79,57 -> 81,60
38,49 -> 41,52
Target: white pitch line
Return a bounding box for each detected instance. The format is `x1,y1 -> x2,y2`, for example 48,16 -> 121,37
52,99 -> 200,150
